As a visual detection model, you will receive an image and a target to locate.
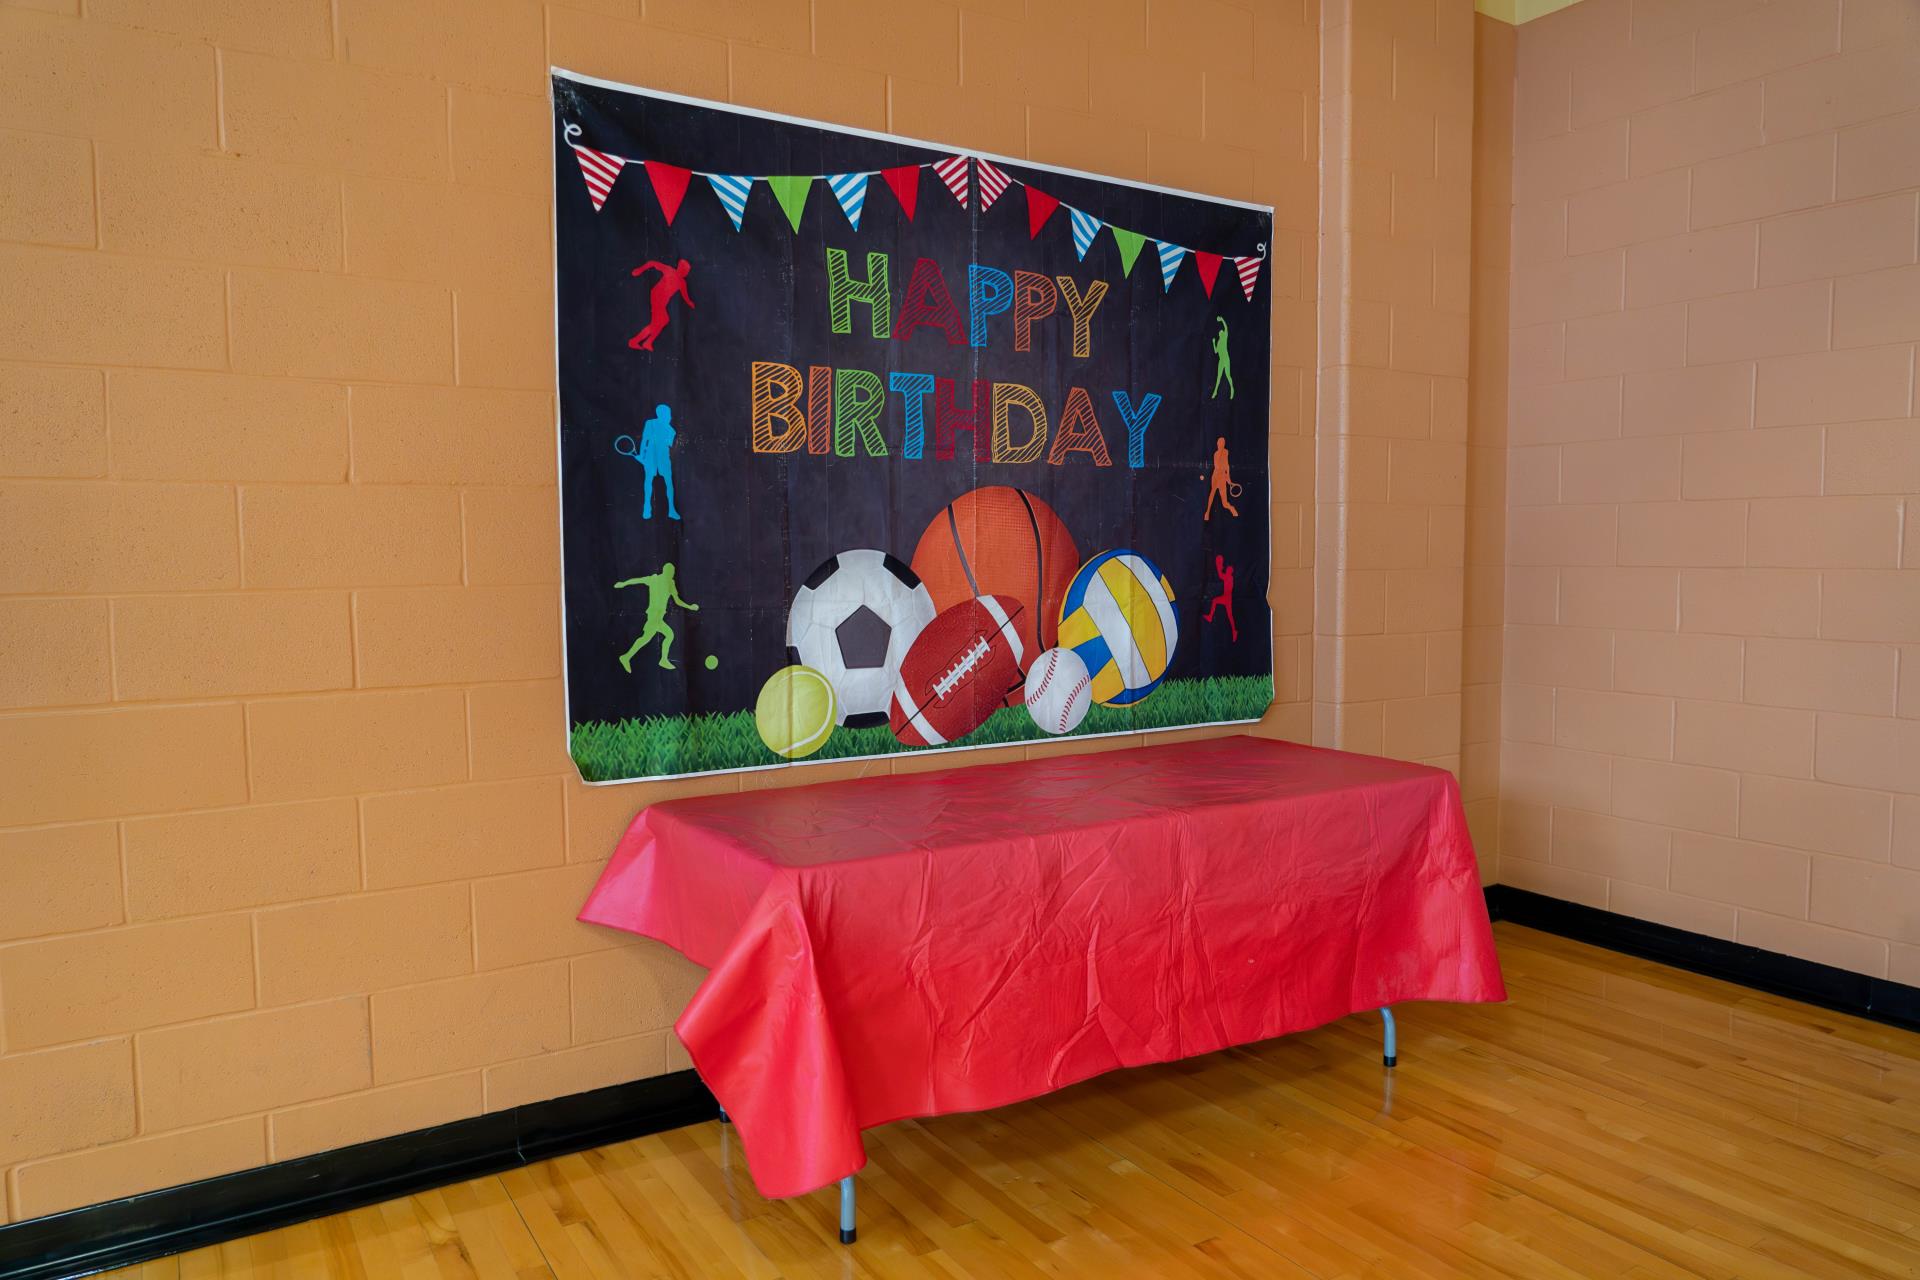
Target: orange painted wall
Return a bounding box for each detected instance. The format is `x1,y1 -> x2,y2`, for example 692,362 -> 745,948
27,0 -> 1912,1227
0,0 -> 1320,1222
1467,13 -> 1515,873
1498,0 -> 1920,978
1312,0 -> 1478,787
1312,1 -> 1506,889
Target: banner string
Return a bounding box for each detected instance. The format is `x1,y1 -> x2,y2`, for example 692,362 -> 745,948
564,123 -> 1266,298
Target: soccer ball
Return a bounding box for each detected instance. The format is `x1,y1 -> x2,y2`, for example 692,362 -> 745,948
788,549 -> 937,727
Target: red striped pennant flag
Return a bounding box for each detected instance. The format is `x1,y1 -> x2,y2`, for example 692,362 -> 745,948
976,158 -> 1012,212
1025,186 -> 1060,238
932,155 -> 969,208
881,165 -> 921,221
644,161 -> 692,226
1233,254 -> 1261,301
1194,251 -> 1222,298
571,143 -> 628,212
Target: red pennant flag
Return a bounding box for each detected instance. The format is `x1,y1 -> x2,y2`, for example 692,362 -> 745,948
1234,255 -> 1261,301
644,161 -> 692,226
1025,186 -> 1060,239
1194,251 -> 1222,298
881,165 -> 921,221
932,155 -> 969,208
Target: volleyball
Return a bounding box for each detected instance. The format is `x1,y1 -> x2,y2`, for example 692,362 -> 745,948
753,665 -> 838,759
1057,551 -> 1179,706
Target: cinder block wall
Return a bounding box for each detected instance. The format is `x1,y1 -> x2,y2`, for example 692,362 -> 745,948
0,0 -> 1320,1222
1498,0 -> 1920,978
1464,14 -> 1515,876
1311,1 -> 1481,823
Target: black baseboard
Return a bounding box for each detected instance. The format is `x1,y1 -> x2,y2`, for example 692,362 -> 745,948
0,1070 -> 718,1280
8,893 -> 1918,1279
1485,884 -> 1920,1035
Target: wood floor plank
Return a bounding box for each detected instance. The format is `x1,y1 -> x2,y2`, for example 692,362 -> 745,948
98,926 -> 1920,1278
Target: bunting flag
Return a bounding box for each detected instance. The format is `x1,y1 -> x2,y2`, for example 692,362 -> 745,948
932,154 -> 970,208
644,161 -> 691,226
1234,254 -> 1262,301
570,143 -> 628,212
767,174 -> 813,233
563,124 -> 1265,298
827,172 -> 870,229
1025,186 -> 1060,239
1069,207 -> 1102,260
1156,241 -> 1186,290
881,165 -> 921,221
1194,251 -> 1223,298
707,173 -> 754,231
976,158 -> 1012,213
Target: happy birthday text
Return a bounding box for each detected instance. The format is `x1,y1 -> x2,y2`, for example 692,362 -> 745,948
749,249 -> 1162,468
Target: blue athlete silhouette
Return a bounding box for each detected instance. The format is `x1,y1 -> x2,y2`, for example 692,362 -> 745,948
615,403 -> 680,521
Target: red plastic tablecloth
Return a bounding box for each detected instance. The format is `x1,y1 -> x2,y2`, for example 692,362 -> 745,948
579,735 -> 1505,1197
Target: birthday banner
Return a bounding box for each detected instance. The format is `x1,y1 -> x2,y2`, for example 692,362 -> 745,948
553,71 -> 1275,783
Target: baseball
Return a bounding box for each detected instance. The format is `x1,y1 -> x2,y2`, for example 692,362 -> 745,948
1023,646 -> 1093,736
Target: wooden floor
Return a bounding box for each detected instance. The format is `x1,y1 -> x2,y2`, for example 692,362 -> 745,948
111,923 -> 1920,1279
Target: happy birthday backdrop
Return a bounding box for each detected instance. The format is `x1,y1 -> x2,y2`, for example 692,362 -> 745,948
554,70 -> 1275,783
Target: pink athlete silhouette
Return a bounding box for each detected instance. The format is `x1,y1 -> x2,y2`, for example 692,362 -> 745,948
628,259 -> 695,351
1203,554 -> 1237,642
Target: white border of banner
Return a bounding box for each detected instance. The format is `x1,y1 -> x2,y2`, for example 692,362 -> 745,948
549,66 -> 1278,786
551,67 -> 1278,215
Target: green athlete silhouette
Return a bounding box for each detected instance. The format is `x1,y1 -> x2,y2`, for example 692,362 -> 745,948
614,562 -> 698,672
1211,317 -> 1235,399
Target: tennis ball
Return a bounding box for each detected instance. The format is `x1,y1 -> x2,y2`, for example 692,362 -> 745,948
754,665 -> 837,759
703,654 -> 718,670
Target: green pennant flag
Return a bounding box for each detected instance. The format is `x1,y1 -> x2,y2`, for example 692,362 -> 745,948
767,175 -> 813,233
1110,226 -> 1147,277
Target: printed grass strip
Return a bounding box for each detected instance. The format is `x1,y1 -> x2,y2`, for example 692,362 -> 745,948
571,674 -> 1274,782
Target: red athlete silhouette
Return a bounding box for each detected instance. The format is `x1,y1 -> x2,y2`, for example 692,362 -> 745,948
628,259 -> 695,351
1203,554 -> 1237,642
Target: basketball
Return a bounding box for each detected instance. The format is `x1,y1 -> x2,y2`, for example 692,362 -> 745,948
1023,646 -> 1093,735
1057,551 -> 1179,706
909,486 -> 1079,676
753,665 -> 837,759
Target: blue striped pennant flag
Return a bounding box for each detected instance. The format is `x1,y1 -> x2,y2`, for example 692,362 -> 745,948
1069,207 -> 1102,260
706,173 -> 755,231
1157,241 -> 1187,290
827,172 -> 870,230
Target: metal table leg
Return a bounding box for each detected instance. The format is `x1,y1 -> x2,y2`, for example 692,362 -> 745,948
1380,1006 -> 1397,1068
839,1174 -> 857,1244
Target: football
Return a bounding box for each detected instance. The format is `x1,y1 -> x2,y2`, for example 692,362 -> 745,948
787,549 -> 937,727
888,595 -> 1028,747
